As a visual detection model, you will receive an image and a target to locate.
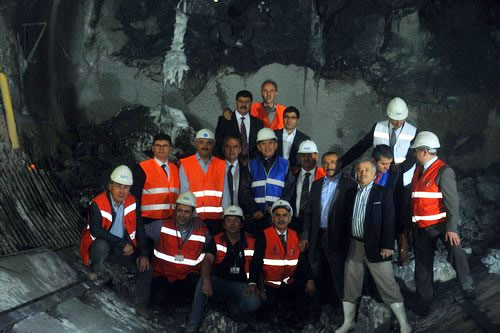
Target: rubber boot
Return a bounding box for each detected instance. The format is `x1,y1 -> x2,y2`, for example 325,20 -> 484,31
390,303 -> 412,333
335,302 -> 356,333
397,233 -> 409,266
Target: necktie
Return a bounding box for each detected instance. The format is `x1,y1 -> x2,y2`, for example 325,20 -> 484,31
161,164 -> 169,178
299,172 -> 311,217
279,233 -> 286,249
240,117 -> 249,157
227,164 -> 234,205
390,128 -> 397,152
418,167 -> 424,180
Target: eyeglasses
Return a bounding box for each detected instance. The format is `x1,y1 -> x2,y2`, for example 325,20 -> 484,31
284,115 -> 298,119
153,144 -> 172,149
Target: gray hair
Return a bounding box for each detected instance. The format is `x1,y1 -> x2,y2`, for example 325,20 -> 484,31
355,156 -> 377,171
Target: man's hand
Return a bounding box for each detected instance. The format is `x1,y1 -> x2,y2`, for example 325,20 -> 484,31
243,284 -> 258,297
380,248 -> 393,259
253,211 -> 264,220
123,243 -> 134,256
223,108 -> 232,120
202,278 -> 213,297
298,240 -> 309,252
445,231 -> 461,246
305,279 -> 316,296
136,256 -> 150,272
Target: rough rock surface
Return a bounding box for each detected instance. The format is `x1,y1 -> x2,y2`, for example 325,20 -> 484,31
481,248 -> 500,275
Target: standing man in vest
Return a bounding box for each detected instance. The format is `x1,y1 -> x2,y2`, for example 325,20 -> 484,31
222,80 -> 286,130
339,97 -> 417,264
239,128 -> 295,234
249,200 -> 316,324
275,106 -> 310,170
215,90 -> 264,163
187,206 -> 261,332
79,165 -> 152,319
300,151 -> 356,318
222,136 -> 242,209
131,133 -> 180,244
409,131 -> 475,316
151,191 -> 211,307
291,140 -> 326,233
180,129 -> 226,235
335,158 -> 411,333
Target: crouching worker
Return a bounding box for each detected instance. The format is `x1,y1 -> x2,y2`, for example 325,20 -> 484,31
250,200 -> 316,325
335,158 -> 411,333
151,191 -> 211,308
186,206 -> 261,332
80,165 -> 152,319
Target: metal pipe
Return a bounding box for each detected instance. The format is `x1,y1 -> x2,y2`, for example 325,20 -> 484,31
0,71 -> 20,149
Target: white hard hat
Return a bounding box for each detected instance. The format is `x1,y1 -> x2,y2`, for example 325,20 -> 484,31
410,131 -> 440,149
271,199 -> 293,216
195,129 -> 215,141
223,205 -> 244,219
298,140 -> 318,154
110,165 -> 133,185
257,128 -> 277,142
176,191 -> 197,207
386,97 -> 408,120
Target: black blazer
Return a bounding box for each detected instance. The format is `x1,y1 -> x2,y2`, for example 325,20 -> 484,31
275,129 -> 310,167
214,113 -> 264,158
343,184 -> 396,263
302,174 -> 357,257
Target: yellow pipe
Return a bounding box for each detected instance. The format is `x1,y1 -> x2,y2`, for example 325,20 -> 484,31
0,71 -> 20,149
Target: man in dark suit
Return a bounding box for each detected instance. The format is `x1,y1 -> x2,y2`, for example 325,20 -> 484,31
221,136 -> 242,209
274,106 -> 310,170
215,90 -> 264,163
300,151 -> 356,316
335,157 -> 411,333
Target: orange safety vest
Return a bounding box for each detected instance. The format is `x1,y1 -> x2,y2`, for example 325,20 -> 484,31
411,159 -> 448,229
139,159 -> 180,219
262,226 -> 300,288
315,167 -> 326,180
80,192 -> 138,266
180,155 -> 226,220
251,102 -> 286,130
152,219 -> 207,282
214,233 -> 255,279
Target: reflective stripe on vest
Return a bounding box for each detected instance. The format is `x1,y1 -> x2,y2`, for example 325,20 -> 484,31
249,156 -> 288,211
180,155 -> 226,220
153,249 -> 205,266
160,226 -> 206,243
262,227 -> 299,288
411,159 -> 448,228
139,159 -> 180,219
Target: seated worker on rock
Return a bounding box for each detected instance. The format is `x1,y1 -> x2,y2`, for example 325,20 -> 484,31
79,165 -> 152,319
249,200 -> 316,327
150,191 -> 211,309
186,205 -> 261,332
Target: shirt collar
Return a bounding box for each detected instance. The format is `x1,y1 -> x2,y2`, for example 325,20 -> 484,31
154,157 -> 168,166
109,195 -> 123,210
196,152 -> 212,164
324,173 -> 341,184
275,227 -> 287,237
423,156 -> 438,171
283,128 -> 297,137
357,181 -> 374,191
226,159 -> 239,167
300,167 -> 316,178
235,110 -> 248,118
389,121 -> 405,131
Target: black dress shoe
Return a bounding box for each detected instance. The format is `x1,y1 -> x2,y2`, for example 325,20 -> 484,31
408,299 -> 430,316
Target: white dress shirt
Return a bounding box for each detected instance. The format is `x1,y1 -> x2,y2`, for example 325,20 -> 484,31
154,157 -> 170,179
282,129 -> 296,160
222,160 -> 240,208
235,110 -> 251,144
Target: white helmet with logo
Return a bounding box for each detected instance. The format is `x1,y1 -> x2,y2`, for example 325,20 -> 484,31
257,128 -> 277,142
223,205 -> 244,219
195,129 -> 215,141
176,191 -> 197,207
298,140 -> 319,154
110,165 -> 133,185
271,199 -> 293,216
410,131 -> 440,149
386,97 -> 409,120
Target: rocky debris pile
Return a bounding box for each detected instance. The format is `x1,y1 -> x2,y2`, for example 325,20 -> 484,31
481,249 -> 500,275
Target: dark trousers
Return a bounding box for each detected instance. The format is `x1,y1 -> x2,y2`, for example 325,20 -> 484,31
150,273 -> 200,307
310,230 -> 345,308
203,219 -> 223,236
414,230 -> 473,306
89,239 -> 152,305
245,213 -> 272,236
261,279 -> 312,322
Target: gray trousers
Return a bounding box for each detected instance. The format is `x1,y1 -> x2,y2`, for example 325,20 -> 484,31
415,230 -> 473,306
344,239 -> 403,305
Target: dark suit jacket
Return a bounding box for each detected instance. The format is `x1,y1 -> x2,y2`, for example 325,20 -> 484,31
214,113 -> 264,159
343,184 -> 395,263
302,174 -> 357,258
275,129 -> 310,167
